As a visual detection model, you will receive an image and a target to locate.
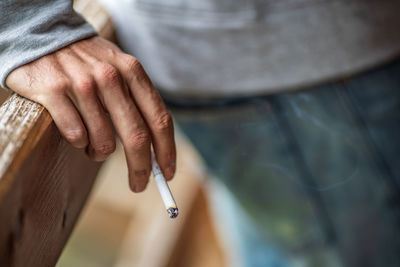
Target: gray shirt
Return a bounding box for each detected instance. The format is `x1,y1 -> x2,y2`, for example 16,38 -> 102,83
0,0 -> 97,90
1,0 -> 400,97
101,0 -> 400,97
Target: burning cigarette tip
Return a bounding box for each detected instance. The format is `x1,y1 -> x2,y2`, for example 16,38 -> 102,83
151,151 -> 179,219
168,207 -> 179,219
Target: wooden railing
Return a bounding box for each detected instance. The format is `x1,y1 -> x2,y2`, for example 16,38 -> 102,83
0,2 -> 114,266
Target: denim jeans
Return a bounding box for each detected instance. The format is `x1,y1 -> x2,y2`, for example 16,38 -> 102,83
165,59 -> 400,267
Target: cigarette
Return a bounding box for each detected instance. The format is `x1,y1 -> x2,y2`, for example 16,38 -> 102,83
151,151 -> 179,219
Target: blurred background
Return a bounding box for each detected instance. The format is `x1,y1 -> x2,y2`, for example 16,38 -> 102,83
56,132 -> 228,267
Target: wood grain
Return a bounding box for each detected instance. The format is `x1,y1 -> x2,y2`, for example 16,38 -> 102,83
0,1 -> 113,266
0,108 -> 101,266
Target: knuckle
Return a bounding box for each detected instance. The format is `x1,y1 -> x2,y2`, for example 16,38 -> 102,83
126,57 -> 143,72
75,77 -> 96,97
126,131 -> 150,149
51,79 -> 70,94
106,46 -> 117,58
65,129 -> 86,145
93,140 -> 116,156
125,56 -> 141,72
97,63 -> 120,86
124,57 -> 148,82
152,112 -> 173,132
133,169 -> 149,178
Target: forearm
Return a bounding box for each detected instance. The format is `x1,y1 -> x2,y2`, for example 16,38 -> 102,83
0,0 -> 97,89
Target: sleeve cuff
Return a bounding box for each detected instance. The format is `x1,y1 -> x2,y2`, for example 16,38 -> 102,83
0,0 -> 98,90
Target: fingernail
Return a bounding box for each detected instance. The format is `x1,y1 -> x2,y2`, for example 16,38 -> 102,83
133,184 -> 141,193
130,169 -> 149,192
130,183 -> 138,193
130,183 -> 142,193
134,182 -> 147,193
165,165 -> 175,180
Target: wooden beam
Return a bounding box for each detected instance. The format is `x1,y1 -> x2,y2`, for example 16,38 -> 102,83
0,96 -> 101,267
0,1 -> 114,266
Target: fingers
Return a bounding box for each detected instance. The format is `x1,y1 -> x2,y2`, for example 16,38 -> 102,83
72,43 -> 158,191
72,40 -> 176,180
115,55 -> 176,180
8,37 -> 176,194
64,45 -> 154,192
56,49 -> 116,161
70,79 -> 115,161
91,62 -> 152,192
43,95 -> 88,148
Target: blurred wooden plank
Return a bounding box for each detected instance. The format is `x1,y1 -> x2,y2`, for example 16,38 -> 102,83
57,200 -> 132,267
75,0 -> 116,42
0,1 -> 115,266
166,187 -> 226,267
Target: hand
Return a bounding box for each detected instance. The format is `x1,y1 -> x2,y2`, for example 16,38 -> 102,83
6,36 -> 176,192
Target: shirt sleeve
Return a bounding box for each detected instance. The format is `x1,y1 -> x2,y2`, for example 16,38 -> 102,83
0,0 -> 98,90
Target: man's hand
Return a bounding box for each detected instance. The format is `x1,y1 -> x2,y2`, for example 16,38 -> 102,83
5,36 -> 176,193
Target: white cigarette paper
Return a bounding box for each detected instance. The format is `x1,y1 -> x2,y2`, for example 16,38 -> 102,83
151,151 -> 179,219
